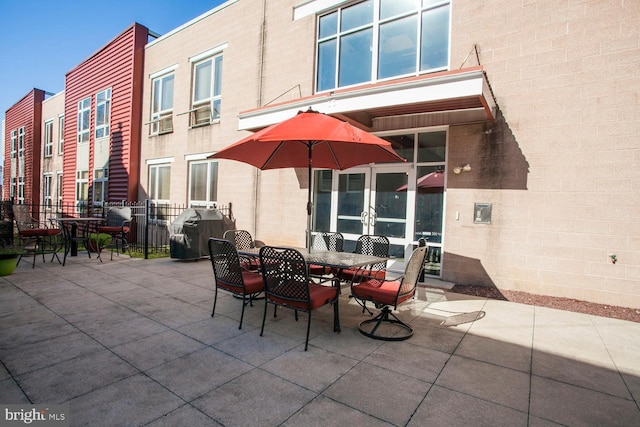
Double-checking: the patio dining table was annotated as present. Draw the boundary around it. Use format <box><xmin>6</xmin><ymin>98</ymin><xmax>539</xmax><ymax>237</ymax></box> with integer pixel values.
<box><xmin>51</xmin><ymin>217</ymin><xmax>104</xmax><ymax>258</ymax></box>
<box><xmin>237</xmin><ymin>246</ymin><xmax>389</xmax><ymax>276</ymax></box>
<box><xmin>238</xmin><ymin>246</ymin><xmax>389</xmax><ymax>333</ymax></box>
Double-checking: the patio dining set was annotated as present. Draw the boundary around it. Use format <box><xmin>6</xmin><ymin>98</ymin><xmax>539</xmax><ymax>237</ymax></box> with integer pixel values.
<box><xmin>209</xmin><ymin>229</ymin><xmax>429</xmax><ymax>350</ymax></box>
<box><xmin>10</xmin><ymin>204</ymin><xmax>132</xmax><ymax>268</ymax></box>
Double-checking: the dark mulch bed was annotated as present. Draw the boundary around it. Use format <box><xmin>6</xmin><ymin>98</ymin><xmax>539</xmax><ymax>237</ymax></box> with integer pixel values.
<box><xmin>450</xmin><ymin>285</ymin><xmax>640</xmax><ymax>324</ymax></box>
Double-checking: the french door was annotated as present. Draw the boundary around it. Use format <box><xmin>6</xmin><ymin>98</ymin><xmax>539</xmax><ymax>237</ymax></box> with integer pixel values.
<box><xmin>333</xmin><ymin>165</ymin><xmax>413</xmax><ymax>271</ymax></box>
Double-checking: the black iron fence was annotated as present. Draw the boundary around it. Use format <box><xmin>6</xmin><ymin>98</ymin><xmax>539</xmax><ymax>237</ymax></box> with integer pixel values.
<box><xmin>1</xmin><ymin>199</ymin><xmax>234</xmax><ymax>259</ymax></box>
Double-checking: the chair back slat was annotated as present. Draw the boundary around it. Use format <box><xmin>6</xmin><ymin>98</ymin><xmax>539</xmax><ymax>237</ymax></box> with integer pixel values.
<box><xmin>12</xmin><ymin>205</ymin><xmax>38</xmax><ymax>230</ymax></box>
<box><xmin>259</xmin><ymin>246</ymin><xmax>310</xmax><ymax>306</ymax></box>
<box><xmin>105</xmin><ymin>207</ymin><xmax>132</xmax><ymax>227</ymax></box>
<box><xmin>398</xmin><ymin>246</ymin><xmax>428</xmax><ymax>299</ymax></box>
<box><xmin>224</xmin><ymin>229</ymin><xmax>255</xmax><ymax>250</ymax></box>
<box><xmin>208</xmin><ymin>238</ymin><xmax>244</xmax><ymax>291</ymax></box>
<box><xmin>312</xmin><ymin>232</ymin><xmax>344</xmax><ymax>252</ymax></box>
<box><xmin>355</xmin><ymin>235</ymin><xmax>389</xmax><ymax>270</ymax></box>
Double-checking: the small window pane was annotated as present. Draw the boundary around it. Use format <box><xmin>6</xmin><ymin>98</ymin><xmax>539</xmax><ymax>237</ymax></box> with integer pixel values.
<box><xmin>318</xmin><ymin>11</ymin><xmax>338</xmax><ymax>38</ymax></box>
<box><xmin>339</xmin><ymin>29</ymin><xmax>373</xmax><ymax>87</ymax></box>
<box><xmin>383</xmin><ymin>134</ymin><xmax>414</xmax><ymax>162</ymax></box>
<box><xmin>317</xmin><ymin>39</ymin><xmax>337</xmax><ymax>91</ymax></box>
<box><xmin>380</xmin><ymin>0</ymin><xmax>418</xmax><ymax>20</ymax></box>
<box><xmin>158</xmin><ymin>166</ymin><xmax>171</xmax><ymax>200</ymax></box>
<box><xmin>341</xmin><ymin>0</ymin><xmax>373</xmax><ymax>32</ymax></box>
<box><xmin>161</xmin><ymin>75</ymin><xmax>174</xmax><ymax>110</ymax></box>
<box><xmin>312</xmin><ymin>170</ymin><xmax>332</xmax><ymax>232</ymax></box>
<box><xmin>152</xmin><ymin>80</ymin><xmax>161</xmax><ymax>113</ymax></box>
<box><xmin>194</xmin><ymin>61</ymin><xmax>212</xmax><ymax>103</ymax></box>
<box><xmin>190</xmin><ymin>163</ymin><xmax>207</xmax><ymax>201</ymax></box>
<box><xmin>213</xmin><ymin>56</ymin><xmax>223</xmax><ymax>97</ymax></box>
<box><xmin>209</xmin><ymin>162</ymin><xmax>218</xmax><ymax>201</ymax></box>
<box><xmin>378</xmin><ymin>15</ymin><xmax>417</xmax><ymax>79</ymax></box>
<box><xmin>420</xmin><ymin>5</ymin><xmax>450</xmax><ymax>70</ymax></box>
<box><xmin>417</xmin><ymin>131</ymin><xmax>446</xmax><ymax>162</ymax></box>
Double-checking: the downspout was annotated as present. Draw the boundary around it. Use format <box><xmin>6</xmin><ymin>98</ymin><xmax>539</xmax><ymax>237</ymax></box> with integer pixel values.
<box><xmin>253</xmin><ymin>0</ymin><xmax>267</xmax><ymax>239</ymax></box>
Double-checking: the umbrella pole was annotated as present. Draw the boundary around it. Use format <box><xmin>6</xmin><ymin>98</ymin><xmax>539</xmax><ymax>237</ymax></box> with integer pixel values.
<box><xmin>307</xmin><ymin>144</ymin><xmax>313</xmax><ymax>253</ymax></box>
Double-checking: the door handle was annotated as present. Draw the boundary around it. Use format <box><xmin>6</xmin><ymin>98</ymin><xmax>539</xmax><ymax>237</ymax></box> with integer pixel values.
<box><xmin>360</xmin><ymin>211</ymin><xmax>369</xmax><ymax>226</ymax></box>
<box><xmin>369</xmin><ymin>206</ymin><xmax>377</xmax><ymax>226</ymax></box>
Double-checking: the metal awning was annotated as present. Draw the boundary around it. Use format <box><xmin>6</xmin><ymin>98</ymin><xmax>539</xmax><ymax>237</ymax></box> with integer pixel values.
<box><xmin>238</xmin><ymin>66</ymin><xmax>496</xmax><ymax>131</ymax></box>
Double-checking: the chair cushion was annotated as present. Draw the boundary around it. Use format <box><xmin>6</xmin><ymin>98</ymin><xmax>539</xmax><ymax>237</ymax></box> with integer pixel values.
<box><xmin>20</xmin><ymin>228</ymin><xmax>60</xmax><ymax>237</ymax></box>
<box><xmin>98</xmin><ymin>225</ymin><xmax>130</xmax><ymax>234</ymax></box>
<box><xmin>217</xmin><ymin>271</ymin><xmax>263</xmax><ymax>295</ymax></box>
<box><xmin>352</xmin><ymin>279</ymin><xmax>402</xmax><ymax>306</ymax></box>
<box><xmin>268</xmin><ymin>282</ymin><xmax>338</xmax><ymax>311</ymax></box>
<box><xmin>308</xmin><ymin>264</ymin><xmax>329</xmax><ymax>275</ymax></box>
<box><xmin>241</xmin><ymin>271</ymin><xmax>264</xmax><ymax>294</ymax></box>
<box><xmin>340</xmin><ymin>268</ymin><xmax>386</xmax><ymax>282</ymax></box>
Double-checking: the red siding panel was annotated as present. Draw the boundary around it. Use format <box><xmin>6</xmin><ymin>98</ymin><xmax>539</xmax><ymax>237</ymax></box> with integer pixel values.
<box><xmin>3</xmin><ymin>89</ymin><xmax>45</xmax><ymax>203</ymax></box>
<box><xmin>63</xmin><ymin>23</ymin><xmax>148</xmax><ymax>205</ymax></box>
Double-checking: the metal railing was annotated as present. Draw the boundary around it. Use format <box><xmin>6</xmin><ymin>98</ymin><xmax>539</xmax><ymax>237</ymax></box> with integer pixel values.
<box><xmin>2</xmin><ymin>199</ymin><xmax>234</xmax><ymax>259</ymax></box>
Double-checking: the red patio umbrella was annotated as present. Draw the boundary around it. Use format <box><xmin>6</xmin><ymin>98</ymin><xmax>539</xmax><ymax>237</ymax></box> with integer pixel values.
<box><xmin>210</xmin><ymin>109</ymin><xmax>405</xmax><ymax>247</ymax></box>
<box><xmin>396</xmin><ymin>170</ymin><xmax>444</xmax><ymax>193</ymax></box>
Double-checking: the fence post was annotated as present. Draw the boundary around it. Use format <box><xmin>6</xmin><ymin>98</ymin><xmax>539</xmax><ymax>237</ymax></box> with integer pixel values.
<box><xmin>144</xmin><ymin>199</ymin><xmax>150</xmax><ymax>259</ymax></box>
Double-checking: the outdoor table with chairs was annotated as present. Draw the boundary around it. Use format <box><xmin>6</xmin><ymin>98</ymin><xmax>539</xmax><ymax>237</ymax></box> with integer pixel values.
<box><xmin>207</xmin><ymin>231</ymin><xmax>423</xmax><ymax>351</ymax></box>
<box><xmin>49</xmin><ymin>206</ymin><xmax>132</xmax><ymax>266</ymax></box>
<box><xmin>50</xmin><ymin>217</ymin><xmax>105</xmax><ymax>265</ymax></box>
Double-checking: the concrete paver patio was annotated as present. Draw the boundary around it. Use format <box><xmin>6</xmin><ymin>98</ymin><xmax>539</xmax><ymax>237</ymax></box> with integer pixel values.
<box><xmin>1</xmin><ymin>255</ymin><xmax>639</xmax><ymax>426</ymax></box>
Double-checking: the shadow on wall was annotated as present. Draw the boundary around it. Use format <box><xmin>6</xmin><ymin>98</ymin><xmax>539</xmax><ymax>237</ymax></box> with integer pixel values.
<box><xmin>441</xmin><ymin>252</ymin><xmax>505</xmax><ymax>295</ymax></box>
<box><xmin>449</xmin><ymin>109</ymin><xmax>529</xmax><ymax>190</ymax></box>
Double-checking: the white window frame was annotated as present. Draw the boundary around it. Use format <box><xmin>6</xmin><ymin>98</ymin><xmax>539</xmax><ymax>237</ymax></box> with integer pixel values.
<box><xmin>95</xmin><ymin>88</ymin><xmax>111</xmax><ymax>139</ymax></box>
<box><xmin>10</xmin><ymin>130</ymin><xmax>16</xmax><ymax>159</ymax></box>
<box><xmin>77</xmin><ymin>97</ymin><xmax>91</xmax><ymax>143</ymax></box>
<box><xmin>18</xmin><ymin>127</ymin><xmax>25</xmax><ymax>158</ymax></box>
<box><xmin>75</xmin><ymin>170</ymin><xmax>89</xmax><ymax>213</ymax></box>
<box><xmin>44</xmin><ymin>119</ymin><xmax>54</xmax><ymax>157</ymax></box>
<box><xmin>92</xmin><ymin>167</ymin><xmax>108</xmax><ymax>206</ymax></box>
<box><xmin>56</xmin><ymin>171</ymin><xmax>63</xmax><ymax>210</ymax></box>
<box><xmin>188</xmin><ymin>159</ymin><xmax>219</xmax><ymax>209</ymax></box>
<box><xmin>150</xmin><ymin>72</ymin><xmax>175</xmax><ymax>135</ymax></box>
<box><xmin>58</xmin><ymin>114</ymin><xmax>65</xmax><ymax>154</ymax></box>
<box><xmin>43</xmin><ymin>173</ymin><xmax>53</xmax><ymax>210</ymax></box>
<box><xmin>191</xmin><ymin>51</ymin><xmax>223</xmax><ymax>126</ymax></box>
<box><xmin>315</xmin><ymin>0</ymin><xmax>451</xmax><ymax>92</ymax></box>
<box><xmin>17</xmin><ymin>176</ymin><xmax>25</xmax><ymax>204</ymax></box>
<box><xmin>149</xmin><ymin>163</ymin><xmax>171</xmax><ymax>222</ymax></box>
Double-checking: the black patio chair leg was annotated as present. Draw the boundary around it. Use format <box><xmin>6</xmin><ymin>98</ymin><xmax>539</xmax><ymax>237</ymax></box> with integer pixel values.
<box><xmin>211</xmin><ymin>287</ymin><xmax>218</xmax><ymax>318</ymax></box>
<box><xmin>357</xmin><ymin>306</ymin><xmax>414</xmax><ymax>341</ymax></box>
<box><xmin>305</xmin><ymin>313</ymin><xmax>311</xmax><ymax>351</ymax></box>
<box><xmin>239</xmin><ymin>295</ymin><xmax>246</xmax><ymax>330</ymax></box>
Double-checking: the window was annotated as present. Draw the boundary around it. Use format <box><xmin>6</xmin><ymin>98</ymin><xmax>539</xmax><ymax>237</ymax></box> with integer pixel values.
<box><xmin>188</xmin><ymin>160</ymin><xmax>218</xmax><ymax>208</ymax></box>
<box><xmin>76</xmin><ymin>170</ymin><xmax>89</xmax><ymax>213</ymax></box>
<box><xmin>150</xmin><ymin>73</ymin><xmax>174</xmax><ymax>135</ymax></box>
<box><xmin>77</xmin><ymin>97</ymin><xmax>91</xmax><ymax>143</ymax></box>
<box><xmin>56</xmin><ymin>172</ymin><xmax>63</xmax><ymax>210</ymax></box>
<box><xmin>316</xmin><ymin>0</ymin><xmax>450</xmax><ymax>92</ymax></box>
<box><xmin>16</xmin><ymin>177</ymin><xmax>25</xmax><ymax>204</ymax></box>
<box><xmin>10</xmin><ymin>130</ymin><xmax>16</xmax><ymax>159</ymax></box>
<box><xmin>149</xmin><ymin>164</ymin><xmax>171</xmax><ymax>221</ymax></box>
<box><xmin>43</xmin><ymin>173</ymin><xmax>53</xmax><ymax>209</ymax></box>
<box><xmin>191</xmin><ymin>54</ymin><xmax>223</xmax><ymax>126</ymax></box>
<box><xmin>58</xmin><ymin>115</ymin><xmax>64</xmax><ymax>154</ymax></box>
<box><xmin>95</xmin><ymin>88</ymin><xmax>111</xmax><ymax>139</ymax></box>
<box><xmin>44</xmin><ymin>120</ymin><xmax>54</xmax><ymax>157</ymax></box>
<box><xmin>93</xmin><ymin>168</ymin><xmax>108</xmax><ymax>206</ymax></box>
<box><xmin>18</xmin><ymin>127</ymin><xmax>25</xmax><ymax>158</ymax></box>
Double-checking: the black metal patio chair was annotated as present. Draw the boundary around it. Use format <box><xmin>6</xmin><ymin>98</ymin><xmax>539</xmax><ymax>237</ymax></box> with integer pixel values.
<box><xmin>208</xmin><ymin>238</ymin><xmax>264</xmax><ymax>329</ymax></box>
<box><xmin>259</xmin><ymin>246</ymin><xmax>340</xmax><ymax>351</ymax></box>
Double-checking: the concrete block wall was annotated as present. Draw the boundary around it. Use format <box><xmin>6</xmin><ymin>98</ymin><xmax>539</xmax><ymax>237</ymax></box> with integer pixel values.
<box><xmin>445</xmin><ymin>0</ymin><xmax>640</xmax><ymax>307</ymax></box>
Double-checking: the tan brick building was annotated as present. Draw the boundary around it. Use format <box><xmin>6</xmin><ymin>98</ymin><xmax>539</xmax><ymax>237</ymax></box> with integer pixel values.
<box><xmin>139</xmin><ymin>0</ymin><xmax>639</xmax><ymax>308</ymax></box>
